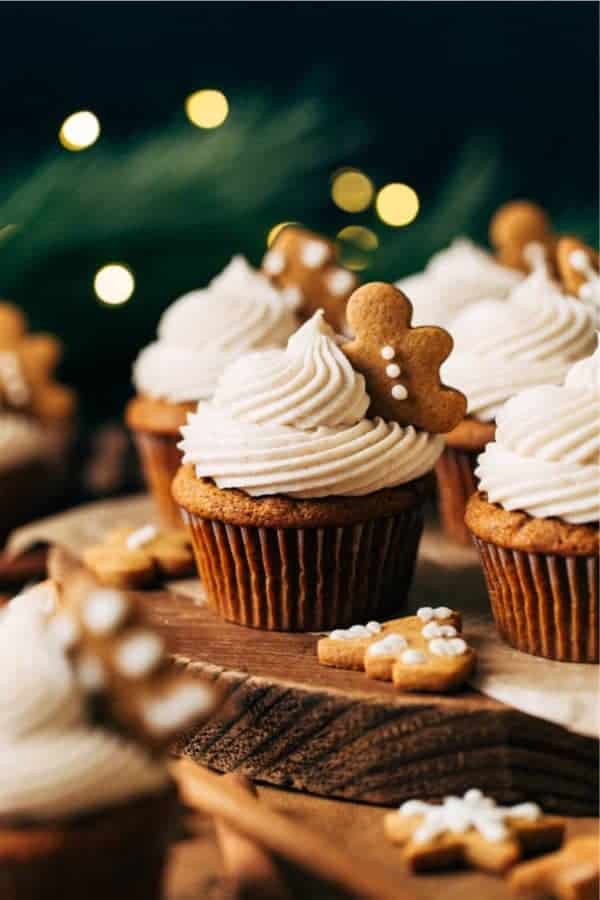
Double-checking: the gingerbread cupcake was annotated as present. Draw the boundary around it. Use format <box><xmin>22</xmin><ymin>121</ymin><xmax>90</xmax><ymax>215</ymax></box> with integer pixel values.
<box><xmin>127</xmin><ymin>256</ymin><xmax>299</xmax><ymax>527</ymax></box>
<box><xmin>173</xmin><ymin>283</ymin><xmax>465</xmax><ymax>631</ymax></box>
<box><xmin>438</xmin><ymin>265</ymin><xmax>596</xmax><ymax>543</ymax></box>
<box><xmin>466</xmin><ymin>345</ymin><xmax>599</xmax><ymax>662</ymax></box>
<box><xmin>0</xmin><ymin>572</ymin><xmax>216</xmax><ymax>898</ymax></box>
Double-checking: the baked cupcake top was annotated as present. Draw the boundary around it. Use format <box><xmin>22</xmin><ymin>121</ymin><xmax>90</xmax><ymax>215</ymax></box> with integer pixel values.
<box><xmin>442</xmin><ymin>269</ymin><xmax>596</xmax><ymax>422</ymax></box>
<box><xmin>133</xmin><ymin>256</ymin><xmax>299</xmax><ymax>404</ymax></box>
<box><xmin>396</xmin><ymin>239</ymin><xmax>523</xmax><ymax>328</ymax></box>
<box><xmin>475</xmin><ymin>344</ymin><xmax>599</xmax><ymax>524</ymax></box>
<box><xmin>179</xmin><ymin>310</ymin><xmax>446</xmax><ymax>498</ymax></box>
<box><xmin>0</xmin><ymin>593</ymin><xmax>167</xmax><ymax>821</ymax></box>
<box><xmin>0</xmin><ymin>412</ymin><xmax>46</xmax><ymax>474</ymax></box>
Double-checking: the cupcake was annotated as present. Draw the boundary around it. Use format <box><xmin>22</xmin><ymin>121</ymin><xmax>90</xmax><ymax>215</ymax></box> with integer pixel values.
<box><xmin>465</xmin><ymin>345</ymin><xmax>599</xmax><ymax>662</ymax></box>
<box><xmin>173</xmin><ymin>283</ymin><xmax>465</xmax><ymax>631</ymax></box>
<box><xmin>396</xmin><ymin>237</ymin><xmax>523</xmax><ymax>327</ymax></box>
<box><xmin>438</xmin><ymin>267</ymin><xmax>596</xmax><ymax>543</ymax></box>
<box><xmin>0</xmin><ymin>570</ymin><xmax>217</xmax><ymax>897</ymax></box>
<box><xmin>127</xmin><ymin>256</ymin><xmax>299</xmax><ymax>527</ymax></box>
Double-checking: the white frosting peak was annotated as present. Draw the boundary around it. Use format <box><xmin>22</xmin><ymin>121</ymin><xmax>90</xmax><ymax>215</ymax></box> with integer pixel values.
<box><xmin>133</xmin><ymin>256</ymin><xmax>299</xmax><ymax>403</ymax></box>
<box><xmin>180</xmin><ymin>312</ymin><xmax>444</xmax><ymax>498</ymax></box>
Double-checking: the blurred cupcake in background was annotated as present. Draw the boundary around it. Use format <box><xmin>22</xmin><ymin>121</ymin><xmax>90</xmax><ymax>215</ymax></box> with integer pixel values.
<box><xmin>438</xmin><ymin>266</ymin><xmax>595</xmax><ymax>543</ymax></box>
<box><xmin>174</xmin><ymin>285</ymin><xmax>465</xmax><ymax>632</ymax></box>
<box><xmin>0</xmin><ymin>302</ymin><xmax>77</xmax><ymax>542</ymax></box>
<box><xmin>466</xmin><ymin>344</ymin><xmax>599</xmax><ymax>662</ymax></box>
<box><xmin>127</xmin><ymin>256</ymin><xmax>299</xmax><ymax>527</ymax></box>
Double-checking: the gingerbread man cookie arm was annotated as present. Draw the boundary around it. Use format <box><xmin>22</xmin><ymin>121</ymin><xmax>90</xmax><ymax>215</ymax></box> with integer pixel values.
<box><xmin>342</xmin><ymin>283</ymin><xmax>466</xmax><ymax>432</ymax></box>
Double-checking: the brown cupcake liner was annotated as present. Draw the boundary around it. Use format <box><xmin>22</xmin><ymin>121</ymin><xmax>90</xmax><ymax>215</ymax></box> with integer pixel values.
<box><xmin>182</xmin><ymin>504</ymin><xmax>426</xmax><ymax>631</ymax></box>
<box><xmin>435</xmin><ymin>445</ymin><xmax>480</xmax><ymax>545</ymax></box>
<box><xmin>131</xmin><ymin>430</ymin><xmax>184</xmax><ymax>529</ymax></box>
<box><xmin>472</xmin><ymin>536</ymin><xmax>599</xmax><ymax>663</ymax></box>
<box><xmin>0</xmin><ymin>789</ymin><xmax>176</xmax><ymax>900</ymax></box>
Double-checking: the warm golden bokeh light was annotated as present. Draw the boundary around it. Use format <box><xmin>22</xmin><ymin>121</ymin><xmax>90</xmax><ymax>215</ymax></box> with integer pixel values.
<box><xmin>94</xmin><ymin>264</ymin><xmax>135</xmax><ymax>305</ymax></box>
<box><xmin>331</xmin><ymin>169</ymin><xmax>374</xmax><ymax>213</ymax></box>
<box><xmin>375</xmin><ymin>183</ymin><xmax>420</xmax><ymax>226</ymax></box>
<box><xmin>185</xmin><ymin>89</ymin><xmax>229</xmax><ymax>129</ymax></box>
<box><xmin>336</xmin><ymin>225</ymin><xmax>378</xmax><ymax>271</ymax></box>
<box><xmin>59</xmin><ymin>111</ymin><xmax>101</xmax><ymax>151</ymax></box>
<box><xmin>267</xmin><ymin>221</ymin><xmax>297</xmax><ymax>247</ymax></box>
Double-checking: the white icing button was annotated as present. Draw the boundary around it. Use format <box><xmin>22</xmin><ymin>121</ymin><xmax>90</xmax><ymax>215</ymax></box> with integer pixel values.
<box><xmin>83</xmin><ymin>589</ymin><xmax>128</xmax><ymax>635</ymax></box>
<box><xmin>301</xmin><ymin>240</ymin><xmax>329</xmax><ymax>269</ymax></box>
<box><xmin>367</xmin><ymin>634</ymin><xmax>407</xmax><ymax>658</ymax></box>
<box><xmin>569</xmin><ymin>249</ymin><xmax>589</xmax><ymax>272</ymax></box>
<box><xmin>114</xmin><ymin>631</ymin><xmax>164</xmax><ymax>678</ymax></box>
<box><xmin>381</xmin><ymin>345</ymin><xmax>395</xmax><ymax>360</ymax></box>
<box><xmin>421</xmin><ymin>622</ymin><xmax>457</xmax><ymax>639</ymax></box>
<box><xmin>428</xmin><ymin>637</ymin><xmax>468</xmax><ymax>657</ymax></box>
<box><xmin>263</xmin><ymin>250</ymin><xmax>285</xmax><ymax>276</ymax></box>
<box><xmin>417</xmin><ymin>607</ymin><xmax>434</xmax><ymax>622</ymax></box>
<box><xmin>330</xmin><ymin>622</ymin><xmax>380</xmax><ymax>640</ymax></box>
<box><xmin>386</xmin><ymin>363</ymin><xmax>401</xmax><ymax>378</ymax></box>
<box><xmin>327</xmin><ymin>268</ymin><xmax>355</xmax><ymax>296</ymax></box>
<box><xmin>142</xmin><ymin>683</ymin><xmax>213</xmax><ymax>734</ymax></box>
<box><xmin>401</xmin><ymin>649</ymin><xmax>426</xmax><ymax>665</ymax></box>
<box><xmin>366</xmin><ymin>621</ymin><xmax>382</xmax><ymax>635</ymax></box>
<box><xmin>391</xmin><ymin>384</ymin><xmax>408</xmax><ymax>400</ymax></box>
<box><xmin>126</xmin><ymin>523</ymin><xmax>158</xmax><ymax>551</ymax></box>
<box><xmin>76</xmin><ymin>653</ymin><xmax>106</xmax><ymax>691</ymax></box>
<box><xmin>282</xmin><ymin>285</ymin><xmax>303</xmax><ymax>308</ymax></box>
<box><xmin>434</xmin><ymin>606</ymin><xmax>453</xmax><ymax>620</ymax></box>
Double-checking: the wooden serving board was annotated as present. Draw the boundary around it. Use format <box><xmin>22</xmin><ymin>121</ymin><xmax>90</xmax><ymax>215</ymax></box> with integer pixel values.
<box><xmin>143</xmin><ymin>590</ymin><xmax>598</xmax><ymax>817</ymax></box>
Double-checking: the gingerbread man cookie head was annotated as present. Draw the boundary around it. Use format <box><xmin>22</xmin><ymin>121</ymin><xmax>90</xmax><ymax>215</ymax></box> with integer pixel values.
<box><xmin>342</xmin><ymin>282</ymin><xmax>466</xmax><ymax>433</ymax></box>
<box><xmin>489</xmin><ymin>200</ymin><xmax>555</xmax><ymax>273</ymax></box>
<box><xmin>556</xmin><ymin>236</ymin><xmax>600</xmax><ymax>305</ymax></box>
<box><xmin>262</xmin><ymin>225</ymin><xmax>358</xmax><ymax>332</ymax></box>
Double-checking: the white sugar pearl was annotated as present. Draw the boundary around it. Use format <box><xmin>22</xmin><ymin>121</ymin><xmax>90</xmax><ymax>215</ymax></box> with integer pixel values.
<box><xmin>569</xmin><ymin>249</ymin><xmax>589</xmax><ymax>272</ymax></box>
<box><xmin>391</xmin><ymin>384</ymin><xmax>408</xmax><ymax>400</ymax></box>
<box><xmin>366</xmin><ymin>621</ymin><xmax>382</xmax><ymax>635</ymax></box>
<box><xmin>126</xmin><ymin>524</ymin><xmax>158</xmax><ymax>550</ymax></box>
<box><xmin>263</xmin><ymin>250</ymin><xmax>286</xmax><ymax>275</ymax></box>
<box><xmin>327</xmin><ymin>268</ymin><xmax>355</xmax><ymax>296</ymax></box>
<box><xmin>283</xmin><ymin>285</ymin><xmax>303</xmax><ymax>308</ymax></box>
<box><xmin>434</xmin><ymin>606</ymin><xmax>453</xmax><ymax>619</ymax></box>
<box><xmin>429</xmin><ymin>637</ymin><xmax>468</xmax><ymax>657</ymax></box>
<box><xmin>401</xmin><ymin>649</ymin><xmax>426</xmax><ymax>665</ymax></box>
<box><xmin>301</xmin><ymin>240</ymin><xmax>329</xmax><ymax>269</ymax></box>
<box><xmin>143</xmin><ymin>683</ymin><xmax>213</xmax><ymax>734</ymax></box>
<box><xmin>386</xmin><ymin>363</ymin><xmax>401</xmax><ymax>378</ymax></box>
<box><xmin>417</xmin><ymin>607</ymin><xmax>434</xmax><ymax>622</ymax></box>
<box><xmin>76</xmin><ymin>653</ymin><xmax>105</xmax><ymax>691</ymax></box>
<box><xmin>114</xmin><ymin>631</ymin><xmax>164</xmax><ymax>678</ymax></box>
<box><xmin>83</xmin><ymin>589</ymin><xmax>128</xmax><ymax>635</ymax></box>
<box><xmin>367</xmin><ymin>634</ymin><xmax>407</xmax><ymax>658</ymax></box>
<box><xmin>381</xmin><ymin>345</ymin><xmax>395</xmax><ymax>360</ymax></box>
<box><xmin>421</xmin><ymin>622</ymin><xmax>457</xmax><ymax>639</ymax></box>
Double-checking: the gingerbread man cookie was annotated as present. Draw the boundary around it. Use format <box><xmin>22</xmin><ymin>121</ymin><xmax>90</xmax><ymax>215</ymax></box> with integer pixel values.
<box><xmin>82</xmin><ymin>524</ymin><xmax>194</xmax><ymax>589</ymax></box>
<box><xmin>0</xmin><ymin>302</ymin><xmax>76</xmax><ymax>422</ymax></box>
<box><xmin>341</xmin><ymin>283</ymin><xmax>466</xmax><ymax>432</ymax></box>
<box><xmin>50</xmin><ymin>549</ymin><xmax>217</xmax><ymax>749</ymax></box>
<box><xmin>318</xmin><ymin>607</ymin><xmax>476</xmax><ymax>693</ymax></box>
<box><xmin>262</xmin><ymin>226</ymin><xmax>358</xmax><ymax>331</ymax></box>
<box><xmin>510</xmin><ymin>834</ymin><xmax>599</xmax><ymax>900</ymax></box>
<box><xmin>385</xmin><ymin>789</ymin><xmax>565</xmax><ymax>874</ymax></box>
<box><xmin>489</xmin><ymin>200</ymin><xmax>555</xmax><ymax>274</ymax></box>
<box><xmin>556</xmin><ymin>237</ymin><xmax>600</xmax><ymax>307</ymax></box>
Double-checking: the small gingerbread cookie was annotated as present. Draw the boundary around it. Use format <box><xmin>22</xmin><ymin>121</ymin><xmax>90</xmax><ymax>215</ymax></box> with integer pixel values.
<box><xmin>341</xmin><ymin>283</ymin><xmax>466</xmax><ymax>432</ymax></box>
<box><xmin>0</xmin><ymin>302</ymin><xmax>76</xmax><ymax>422</ymax></box>
<box><xmin>318</xmin><ymin>607</ymin><xmax>475</xmax><ymax>693</ymax></box>
<box><xmin>262</xmin><ymin>226</ymin><xmax>358</xmax><ymax>331</ymax></box>
<box><xmin>82</xmin><ymin>524</ymin><xmax>194</xmax><ymax>588</ymax></box>
<box><xmin>49</xmin><ymin>548</ymin><xmax>217</xmax><ymax>749</ymax></box>
<box><xmin>556</xmin><ymin>237</ymin><xmax>600</xmax><ymax>306</ymax></box>
<box><xmin>385</xmin><ymin>789</ymin><xmax>565</xmax><ymax>874</ymax></box>
<box><xmin>489</xmin><ymin>201</ymin><xmax>555</xmax><ymax>274</ymax></box>
<box><xmin>510</xmin><ymin>834</ymin><xmax>599</xmax><ymax>900</ymax></box>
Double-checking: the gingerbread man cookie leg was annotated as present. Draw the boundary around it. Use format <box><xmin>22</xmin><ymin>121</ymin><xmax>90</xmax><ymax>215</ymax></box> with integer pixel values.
<box><xmin>509</xmin><ymin>835</ymin><xmax>600</xmax><ymax>900</ymax></box>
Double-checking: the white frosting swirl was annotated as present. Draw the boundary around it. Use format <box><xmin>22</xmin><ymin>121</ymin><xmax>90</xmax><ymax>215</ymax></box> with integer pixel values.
<box><xmin>396</xmin><ymin>238</ymin><xmax>522</xmax><ymax>327</ymax></box>
<box><xmin>133</xmin><ymin>256</ymin><xmax>299</xmax><ymax>403</ymax></box>
<box><xmin>442</xmin><ymin>270</ymin><xmax>596</xmax><ymax>422</ymax></box>
<box><xmin>565</xmin><ymin>340</ymin><xmax>600</xmax><ymax>392</ymax></box>
<box><xmin>476</xmin><ymin>351</ymin><xmax>600</xmax><ymax>523</ymax></box>
<box><xmin>0</xmin><ymin>594</ymin><xmax>167</xmax><ymax>821</ymax></box>
<box><xmin>180</xmin><ymin>313</ymin><xmax>444</xmax><ymax>498</ymax></box>
<box><xmin>0</xmin><ymin>413</ymin><xmax>46</xmax><ymax>474</ymax></box>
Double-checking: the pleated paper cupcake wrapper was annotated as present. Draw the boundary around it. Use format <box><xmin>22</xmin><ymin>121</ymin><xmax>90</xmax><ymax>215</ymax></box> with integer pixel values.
<box><xmin>473</xmin><ymin>536</ymin><xmax>599</xmax><ymax>663</ymax></box>
<box><xmin>0</xmin><ymin>790</ymin><xmax>175</xmax><ymax>900</ymax></box>
<box><xmin>131</xmin><ymin>429</ymin><xmax>184</xmax><ymax>529</ymax></box>
<box><xmin>182</xmin><ymin>506</ymin><xmax>425</xmax><ymax>631</ymax></box>
<box><xmin>435</xmin><ymin>446</ymin><xmax>480</xmax><ymax>545</ymax></box>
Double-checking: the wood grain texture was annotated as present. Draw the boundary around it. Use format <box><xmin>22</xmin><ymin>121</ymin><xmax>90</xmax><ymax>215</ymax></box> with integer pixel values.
<box><xmin>141</xmin><ymin>591</ymin><xmax>598</xmax><ymax>816</ymax></box>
